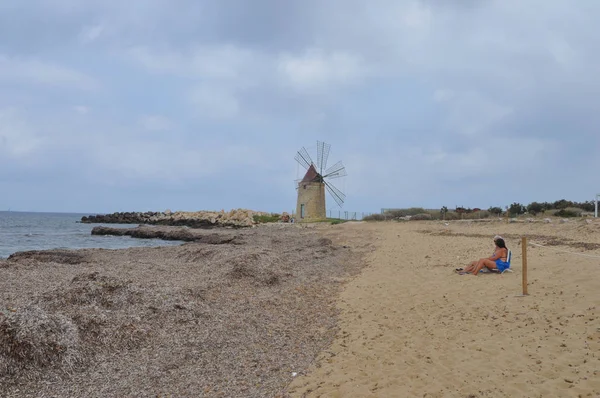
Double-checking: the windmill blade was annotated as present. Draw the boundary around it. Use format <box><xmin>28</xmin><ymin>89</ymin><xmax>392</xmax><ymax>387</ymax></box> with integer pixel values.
<box><xmin>325</xmin><ymin>180</ymin><xmax>346</xmax><ymax>207</ymax></box>
<box><xmin>323</xmin><ymin>161</ymin><xmax>346</xmax><ymax>179</ymax></box>
<box><xmin>294</xmin><ymin>147</ymin><xmax>314</xmax><ymax>169</ymax></box>
<box><xmin>316</xmin><ymin>141</ymin><xmax>331</xmax><ymax>175</ymax></box>
<box><xmin>323</xmin><ymin>165</ymin><xmax>347</xmax><ymax>179</ymax></box>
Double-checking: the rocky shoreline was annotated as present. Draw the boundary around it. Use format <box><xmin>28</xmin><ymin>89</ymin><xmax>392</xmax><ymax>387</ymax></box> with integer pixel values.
<box><xmin>81</xmin><ymin>209</ymin><xmax>268</xmax><ymax>228</ymax></box>
<box><xmin>0</xmin><ymin>223</ymin><xmax>371</xmax><ymax>398</ymax></box>
<box><xmin>91</xmin><ymin>225</ymin><xmax>243</xmax><ymax>244</ymax></box>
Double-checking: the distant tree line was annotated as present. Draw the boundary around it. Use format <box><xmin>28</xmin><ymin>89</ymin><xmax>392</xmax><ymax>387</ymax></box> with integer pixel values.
<box><xmin>502</xmin><ymin>199</ymin><xmax>596</xmax><ymax>217</ymax></box>
<box><xmin>449</xmin><ymin>199</ymin><xmax>595</xmax><ymax>218</ymax></box>
<box><xmin>366</xmin><ymin>199</ymin><xmax>597</xmax><ymax>222</ymax></box>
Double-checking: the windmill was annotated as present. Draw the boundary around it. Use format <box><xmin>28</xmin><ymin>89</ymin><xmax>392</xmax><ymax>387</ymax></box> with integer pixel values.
<box><xmin>294</xmin><ymin>141</ymin><xmax>347</xmax><ymax>220</ymax></box>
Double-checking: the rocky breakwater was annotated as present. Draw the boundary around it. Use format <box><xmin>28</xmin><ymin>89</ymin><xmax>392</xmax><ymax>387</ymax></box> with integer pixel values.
<box><xmin>91</xmin><ymin>225</ymin><xmax>242</xmax><ymax>243</ymax></box>
<box><xmin>81</xmin><ymin>209</ymin><xmax>268</xmax><ymax>228</ymax></box>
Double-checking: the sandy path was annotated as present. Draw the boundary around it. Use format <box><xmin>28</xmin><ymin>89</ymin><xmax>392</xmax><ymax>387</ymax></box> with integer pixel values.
<box><xmin>288</xmin><ymin>220</ymin><xmax>600</xmax><ymax>397</ymax></box>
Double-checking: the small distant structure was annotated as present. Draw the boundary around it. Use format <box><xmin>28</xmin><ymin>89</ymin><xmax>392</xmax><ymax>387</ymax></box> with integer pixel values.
<box><xmin>294</xmin><ymin>141</ymin><xmax>347</xmax><ymax>221</ymax></box>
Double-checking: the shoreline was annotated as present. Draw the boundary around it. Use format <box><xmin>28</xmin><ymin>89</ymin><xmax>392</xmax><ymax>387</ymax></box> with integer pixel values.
<box><xmin>0</xmin><ymin>222</ymin><xmax>373</xmax><ymax>397</ymax></box>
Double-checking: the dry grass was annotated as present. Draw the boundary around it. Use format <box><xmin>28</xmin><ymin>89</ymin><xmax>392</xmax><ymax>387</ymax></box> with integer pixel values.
<box><xmin>0</xmin><ymin>306</ymin><xmax>82</xmax><ymax>377</ymax></box>
<box><xmin>0</xmin><ymin>223</ymin><xmax>371</xmax><ymax>397</ymax></box>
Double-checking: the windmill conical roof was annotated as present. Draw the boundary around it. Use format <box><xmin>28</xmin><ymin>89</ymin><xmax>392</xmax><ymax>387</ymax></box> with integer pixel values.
<box><xmin>301</xmin><ymin>164</ymin><xmax>321</xmax><ymax>183</ymax></box>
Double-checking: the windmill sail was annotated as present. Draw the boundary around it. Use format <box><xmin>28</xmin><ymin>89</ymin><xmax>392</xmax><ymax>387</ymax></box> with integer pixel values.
<box><xmin>325</xmin><ymin>180</ymin><xmax>346</xmax><ymax>207</ymax></box>
<box><xmin>316</xmin><ymin>141</ymin><xmax>331</xmax><ymax>175</ymax></box>
<box><xmin>323</xmin><ymin>161</ymin><xmax>347</xmax><ymax>179</ymax></box>
<box><xmin>294</xmin><ymin>147</ymin><xmax>314</xmax><ymax>170</ymax></box>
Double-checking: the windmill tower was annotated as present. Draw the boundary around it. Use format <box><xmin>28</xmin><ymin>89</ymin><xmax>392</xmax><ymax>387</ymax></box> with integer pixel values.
<box><xmin>294</xmin><ymin>141</ymin><xmax>347</xmax><ymax>220</ymax></box>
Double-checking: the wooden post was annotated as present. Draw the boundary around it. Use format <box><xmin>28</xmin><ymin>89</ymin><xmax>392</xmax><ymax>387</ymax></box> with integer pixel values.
<box><xmin>522</xmin><ymin>236</ymin><xmax>528</xmax><ymax>295</ymax></box>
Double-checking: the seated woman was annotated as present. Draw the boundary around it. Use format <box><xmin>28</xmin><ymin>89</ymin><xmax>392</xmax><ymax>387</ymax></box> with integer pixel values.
<box><xmin>461</xmin><ymin>237</ymin><xmax>510</xmax><ymax>276</ymax></box>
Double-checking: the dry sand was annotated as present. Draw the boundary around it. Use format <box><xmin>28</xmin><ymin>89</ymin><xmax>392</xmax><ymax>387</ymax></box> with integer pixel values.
<box><xmin>288</xmin><ymin>219</ymin><xmax>600</xmax><ymax>398</ymax></box>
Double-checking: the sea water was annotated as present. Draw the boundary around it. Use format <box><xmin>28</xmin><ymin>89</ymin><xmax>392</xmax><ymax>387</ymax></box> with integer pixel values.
<box><xmin>0</xmin><ymin>211</ymin><xmax>182</xmax><ymax>258</ymax></box>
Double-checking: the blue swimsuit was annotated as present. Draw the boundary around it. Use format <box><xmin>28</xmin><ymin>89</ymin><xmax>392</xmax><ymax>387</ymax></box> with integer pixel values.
<box><xmin>495</xmin><ymin>258</ymin><xmax>510</xmax><ymax>272</ymax></box>
<box><xmin>491</xmin><ymin>249</ymin><xmax>510</xmax><ymax>272</ymax></box>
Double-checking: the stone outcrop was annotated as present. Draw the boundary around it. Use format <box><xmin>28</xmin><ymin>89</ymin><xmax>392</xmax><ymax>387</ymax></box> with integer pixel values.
<box><xmin>91</xmin><ymin>226</ymin><xmax>242</xmax><ymax>244</ymax></box>
<box><xmin>81</xmin><ymin>209</ymin><xmax>269</xmax><ymax>228</ymax></box>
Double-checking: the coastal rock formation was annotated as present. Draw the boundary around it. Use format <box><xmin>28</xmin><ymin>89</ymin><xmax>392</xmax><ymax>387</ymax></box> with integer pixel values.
<box><xmin>91</xmin><ymin>225</ymin><xmax>242</xmax><ymax>244</ymax></box>
<box><xmin>7</xmin><ymin>250</ymin><xmax>89</xmax><ymax>265</ymax></box>
<box><xmin>81</xmin><ymin>209</ymin><xmax>269</xmax><ymax>228</ymax></box>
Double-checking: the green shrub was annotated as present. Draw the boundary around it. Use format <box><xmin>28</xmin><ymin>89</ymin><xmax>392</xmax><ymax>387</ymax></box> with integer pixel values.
<box><xmin>363</xmin><ymin>214</ymin><xmax>386</xmax><ymax>221</ymax></box>
<box><xmin>444</xmin><ymin>212</ymin><xmax>460</xmax><ymax>220</ymax></box>
<box><xmin>426</xmin><ymin>210</ymin><xmax>442</xmax><ymax>220</ymax></box>
<box><xmin>383</xmin><ymin>208</ymin><xmax>427</xmax><ymax>218</ymax></box>
<box><xmin>463</xmin><ymin>210</ymin><xmax>491</xmax><ymax>219</ymax></box>
<box><xmin>330</xmin><ymin>219</ymin><xmax>345</xmax><ymax>225</ymax></box>
<box><xmin>252</xmin><ymin>214</ymin><xmax>281</xmax><ymax>223</ymax></box>
<box><xmin>488</xmin><ymin>206</ymin><xmax>503</xmax><ymax>216</ymax></box>
<box><xmin>527</xmin><ymin>202</ymin><xmax>544</xmax><ymax>215</ymax></box>
<box><xmin>552</xmin><ymin>199</ymin><xmax>572</xmax><ymax>209</ymax></box>
<box><xmin>410</xmin><ymin>213</ymin><xmax>433</xmax><ymax>221</ymax></box>
<box><xmin>555</xmin><ymin>207</ymin><xmax>582</xmax><ymax>217</ymax></box>
<box><xmin>577</xmin><ymin>201</ymin><xmax>595</xmax><ymax>212</ymax></box>
<box><xmin>406</xmin><ymin>207</ymin><xmax>427</xmax><ymax>216</ymax></box>
<box><xmin>509</xmin><ymin>202</ymin><xmax>526</xmax><ymax>216</ymax></box>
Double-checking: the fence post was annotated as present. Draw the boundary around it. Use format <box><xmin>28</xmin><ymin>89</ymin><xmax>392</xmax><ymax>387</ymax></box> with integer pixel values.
<box><xmin>522</xmin><ymin>237</ymin><xmax>528</xmax><ymax>296</ymax></box>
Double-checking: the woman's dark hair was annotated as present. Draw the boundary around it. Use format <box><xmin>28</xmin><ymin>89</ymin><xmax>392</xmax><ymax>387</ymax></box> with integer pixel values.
<box><xmin>495</xmin><ymin>238</ymin><xmax>506</xmax><ymax>248</ymax></box>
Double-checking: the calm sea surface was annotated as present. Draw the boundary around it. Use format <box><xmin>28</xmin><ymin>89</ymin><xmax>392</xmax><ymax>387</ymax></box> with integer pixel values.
<box><xmin>0</xmin><ymin>211</ymin><xmax>182</xmax><ymax>258</ymax></box>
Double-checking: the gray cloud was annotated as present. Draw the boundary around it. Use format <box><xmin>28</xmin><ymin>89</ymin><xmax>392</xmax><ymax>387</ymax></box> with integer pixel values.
<box><xmin>1</xmin><ymin>0</ymin><xmax>600</xmax><ymax>213</ymax></box>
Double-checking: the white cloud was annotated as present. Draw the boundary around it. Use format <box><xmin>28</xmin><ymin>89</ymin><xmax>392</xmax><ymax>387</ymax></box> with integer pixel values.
<box><xmin>128</xmin><ymin>45</ymin><xmax>257</xmax><ymax>80</ymax></box>
<box><xmin>0</xmin><ymin>108</ymin><xmax>44</xmax><ymax>158</ymax></box>
<box><xmin>188</xmin><ymin>86</ymin><xmax>240</xmax><ymax>119</ymax></box>
<box><xmin>277</xmin><ymin>49</ymin><xmax>366</xmax><ymax>92</ymax></box>
<box><xmin>90</xmin><ymin>139</ymin><xmax>266</xmax><ymax>183</ymax></box>
<box><xmin>127</xmin><ymin>45</ymin><xmax>266</xmax><ymax>119</ymax></box>
<box><xmin>0</xmin><ymin>55</ymin><xmax>98</xmax><ymax>90</ymax></box>
<box><xmin>422</xmin><ymin>137</ymin><xmax>559</xmax><ymax>179</ymax></box>
<box><xmin>436</xmin><ymin>91</ymin><xmax>514</xmax><ymax>136</ymax></box>
<box><xmin>401</xmin><ymin>1</ymin><xmax>432</xmax><ymax>29</ymax></box>
<box><xmin>1</xmin><ymin>0</ymin><xmax>600</xmax><ymax>212</ymax></box>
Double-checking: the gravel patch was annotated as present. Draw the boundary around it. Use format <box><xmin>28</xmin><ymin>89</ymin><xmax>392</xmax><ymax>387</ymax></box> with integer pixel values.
<box><xmin>0</xmin><ymin>223</ymin><xmax>371</xmax><ymax>397</ymax></box>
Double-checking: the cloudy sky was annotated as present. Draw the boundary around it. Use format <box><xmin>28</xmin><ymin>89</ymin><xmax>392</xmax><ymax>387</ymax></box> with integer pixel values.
<box><xmin>1</xmin><ymin>0</ymin><xmax>599</xmax><ymax>214</ymax></box>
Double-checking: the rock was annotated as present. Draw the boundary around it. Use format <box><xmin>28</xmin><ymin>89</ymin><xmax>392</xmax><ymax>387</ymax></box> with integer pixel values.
<box><xmin>81</xmin><ymin>209</ymin><xmax>269</xmax><ymax>229</ymax></box>
<box><xmin>91</xmin><ymin>226</ymin><xmax>240</xmax><ymax>244</ymax></box>
<box><xmin>544</xmin><ymin>218</ymin><xmax>552</xmax><ymax>223</ymax></box>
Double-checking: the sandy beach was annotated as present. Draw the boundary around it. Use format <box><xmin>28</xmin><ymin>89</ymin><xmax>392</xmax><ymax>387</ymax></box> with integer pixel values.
<box><xmin>288</xmin><ymin>219</ymin><xmax>600</xmax><ymax>397</ymax></box>
<box><xmin>2</xmin><ymin>219</ymin><xmax>599</xmax><ymax>397</ymax></box>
